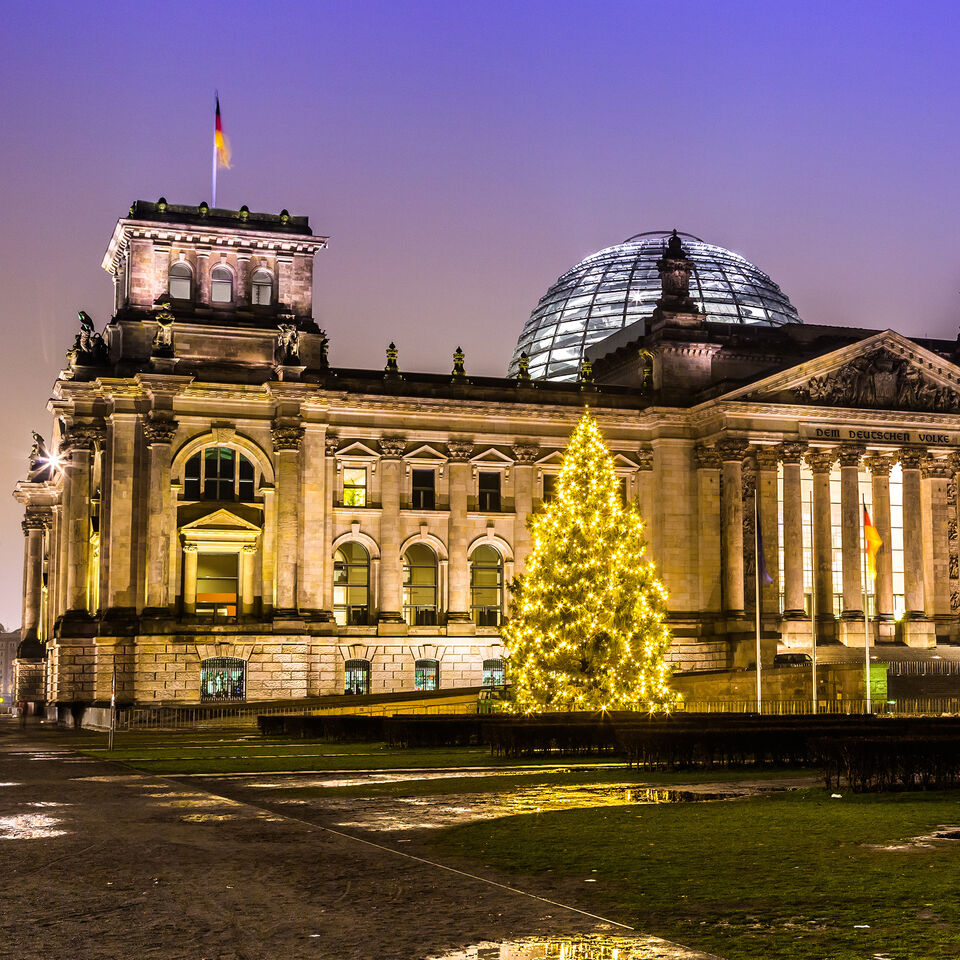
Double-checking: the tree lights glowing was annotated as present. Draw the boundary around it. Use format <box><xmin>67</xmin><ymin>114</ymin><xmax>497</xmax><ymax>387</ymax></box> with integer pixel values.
<box><xmin>503</xmin><ymin>411</ymin><xmax>676</xmax><ymax>713</ymax></box>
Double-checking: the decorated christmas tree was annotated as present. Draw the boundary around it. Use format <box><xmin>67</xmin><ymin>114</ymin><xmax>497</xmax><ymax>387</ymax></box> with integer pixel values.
<box><xmin>503</xmin><ymin>411</ymin><xmax>676</xmax><ymax>713</ymax></box>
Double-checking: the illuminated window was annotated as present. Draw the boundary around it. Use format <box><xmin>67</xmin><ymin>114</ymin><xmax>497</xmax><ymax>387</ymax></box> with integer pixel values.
<box><xmin>412</xmin><ymin>469</ymin><xmax>435</xmax><ymax>509</ymax></box>
<box><xmin>478</xmin><ymin>471</ymin><xmax>501</xmax><ymax>512</ymax></box>
<box><xmin>403</xmin><ymin>543</ymin><xmax>438</xmax><ymax>625</ymax></box>
<box><xmin>344</xmin><ymin>659</ymin><xmax>370</xmax><ymax>695</ymax></box>
<box><xmin>618</xmin><ymin>477</ymin><xmax>628</xmax><ymax>504</ymax></box>
<box><xmin>200</xmin><ymin>657</ymin><xmax>245</xmax><ymax>701</ymax></box>
<box><xmin>342</xmin><ymin>467</ymin><xmax>367</xmax><ymax>506</ymax></box>
<box><xmin>211</xmin><ymin>264</ymin><xmax>233</xmax><ymax>303</ymax></box>
<box><xmin>414</xmin><ymin>659</ymin><xmax>439</xmax><ymax>690</ymax></box>
<box><xmin>196</xmin><ymin>553</ymin><xmax>238</xmax><ymax>618</ymax></box>
<box><xmin>470</xmin><ymin>545</ymin><xmax>503</xmax><ymax>626</ymax></box>
<box><xmin>183</xmin><ymin>448</ymin><xmax>256</xmax><ymax>501</ymax></box>
<box><xmin>333</xmin><ymin>542</ymin><xmax>369</xmax><ymax>625</ymax></box>
<box><xmin>251</xmin><ymin>268</ymin><xmax>272</xmax><ymax>305</ymax></box>
<box><xmin>169</xmin><ymin>261</ymin><xmax>192</xmax><ymax>300</ymax></box>
<box><xmin>482</xmin><ymin>658</ymin><xmax>506</xmax><ymax>686</ymax></box>
<box><xmin>542</xmin><ymin>474</ymin><xmax>557</xmax><ymax>502</ymax></box>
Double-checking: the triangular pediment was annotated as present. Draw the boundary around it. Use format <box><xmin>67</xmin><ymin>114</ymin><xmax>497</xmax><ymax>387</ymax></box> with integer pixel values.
<box><xmin>404</xmin><ymin>443</ymin><xmax>447</xmax><ymax>462</ymax></box>
<box><xmin>612</xmin><ymin>453</ymin><xmax>640</xmax><ymax>470</ymax></box>
<box><xmin>180</xmin><ymin>508</ymin><xmax>261</xmax><ymax>533</ymax></box>
<box><xmin>335</xmin><ymin>440</ymin><xmax>380</xmax><ymax>459</ymax></box>
<box><xmin>535</xmin><ymin>451</ymin><xmax>564</xmax><ymax>467</ymax></box>
<box><xmin>725</xmin><ymin>331</ymin><xmax>960</xmax><ymax>413</ymax></box>
<box><xmin>471</xmin><ymin>447</ymin><xmax>515</xmax><ymax>464</ymax></box>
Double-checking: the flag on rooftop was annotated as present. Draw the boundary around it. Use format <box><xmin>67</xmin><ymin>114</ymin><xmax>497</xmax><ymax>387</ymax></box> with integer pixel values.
<box><xmin>215</xmin><ymin>95</ymin><xmax>231</xmax><ymax>169</ymax></box>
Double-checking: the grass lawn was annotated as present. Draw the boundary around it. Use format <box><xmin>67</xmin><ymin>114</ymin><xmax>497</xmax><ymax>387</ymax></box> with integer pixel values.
<box><xmin>433</xmin><ymin>789</ymin><xmax>960</xmax><ymax>960</ymax></box>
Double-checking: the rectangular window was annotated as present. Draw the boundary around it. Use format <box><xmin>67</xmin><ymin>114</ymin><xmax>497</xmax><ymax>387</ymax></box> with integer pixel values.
<box><xmin>478</xmin><ymin>471</ymin><xmax>501</xmax><ymax>512</ymax></box>
<box><xmin>196</xmin><ymin>553</ymin><xmax>238</xmax><ymax>618</ymax></box>
<box><xmin>411</xmin><ymin>469</ymin><xmax>436</xmax><ymax>510</ymax></box>
<box><xmin>204</xmin><ymin>447</ymin><xmax>235</xmax><ymax>501</ymax></box>
<box><xmin>542</xmin><ymin>474</ymin><xmax>557</xmax><ymax>502</ymax></box>
<box><xmin>238</xmin><ymin>456</ymin><xmax>255</xmax><ymax>501</ymax></box>
<box><xmin>342</xmin><ymin>467</ymin><xmax>367</xmax><ymax>507</ymax></box>
<box><xmin>619</xmin><ymin>477</ymin><xmax>628</xmax><ymax>504</ymax></box>
<box><xmin>184</xmin><ymin>455</ymin><xmax>201</xmax><ymax>499</ymax></box>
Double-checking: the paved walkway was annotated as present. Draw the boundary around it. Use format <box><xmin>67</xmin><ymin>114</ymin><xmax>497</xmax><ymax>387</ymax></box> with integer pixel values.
<box><xmin>0</xmin><ymin>720</ymin><xmax>721</xmax><ymax>960</ymax></box>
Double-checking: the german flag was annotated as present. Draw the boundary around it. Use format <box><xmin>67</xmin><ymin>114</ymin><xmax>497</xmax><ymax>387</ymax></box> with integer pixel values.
<box><xmin>863</xmin><ymin>501</ymin><xmax>882</xmax><ymax>580</ymax></box>
<box><xmin>215</xmin><ymin>96</ymin><xmax>231</xmax><ymax>169</ymax></box>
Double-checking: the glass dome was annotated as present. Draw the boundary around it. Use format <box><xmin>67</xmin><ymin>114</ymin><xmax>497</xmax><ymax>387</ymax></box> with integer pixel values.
<box><xmin>509</xmin><ymin>230</ymin><xmax>801</xmax><ymax>381</ymax></box>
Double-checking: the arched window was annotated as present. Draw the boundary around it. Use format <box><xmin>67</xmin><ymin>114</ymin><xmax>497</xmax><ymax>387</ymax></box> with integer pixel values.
<box><xmin>211</xmin><ymin>264</ymin><xmax>233</xmax><ymax>304</ymax></box>
<box><xmin>169</xmin><ymin>261</ymin><xmax>193</xmax><ymax>300</ymax></box>
<box><xmin>344</xmin><ymin>658</ymin><xmax>370</xmax><ymax>695</ymax></box>
<box><xmin>183</xmin><ymin>447</ymin><xmax>256</xmax><ymax>501</ymax></box>
<box><xmin>482</xmin><ymin>658</ymin><xmax>506</xmax><ymax>687</ymax></box>
<box><xmin>333</xmin><ymin>542</ymin><xmax>370</xmax><ymax>625</ymax></box>
<box><xmin>251</xmin><ymin>268</ymin><xmax>272</xmax><ymax>306</ymax></box>
<box><xmin>470</xmin><ymin>545</ymin><xmax>503</xmax><ymax>626</ymax></box>
<box><xmin>200</xmin><ymin>656</ymin><xmax>245</xmax><ymax>701</ymax></box>
<box><xmin>415</xmin><ymin>659</ymin><xmax>439</xmax><ymax>691</ymax></box>
<box><xmin>403</xmin><ymin>543</ymin><xmax>438</xmax><ymax>625</ymax></box>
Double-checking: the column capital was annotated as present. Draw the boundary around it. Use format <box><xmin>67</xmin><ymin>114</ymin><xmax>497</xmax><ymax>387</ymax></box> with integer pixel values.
<box><xmin>143</xmin><ymin>417</ymin><xmax>179</xmax><ymax>445</ymax></box>
<box><xmin>272</xmin><ymin>423</ymin><xmax>304</xmax><ymax>451</ymax></box>
<box><xmin>61</xmin><ymin>421</ymin><xmax>106</xmax><ymax>453</ymax></box>
<box><xmin>324</xmin><ymin>436</ymin><xmax>340</xmax><ymax>457</ymax></box>
<box><xmin>379</xmin><ymin>435</ymin><xmax>407</xmax><ymax>459</ymax></box>
<box><xmin>21</xmin><ymin>511</ymin><xmax>49</xmax><ymax>533</ymax></box>
<box><xmin>446</xmin><ymin>439</ymin><xmax>474</xmax><ymax>462</ymax></box>
<box><xmin>241</xmin><ymin>543</ymin><xmax>258</xmax><ymax>555</ymax></box>
<box><xmin>694</xmin><ymin>444</ymin><xmax>720</xmax><ymax>469</ymax></box>
<box><xmin>636</xmin><ymin>447</ymin><xmax>654</xmax><ymax>471</ymax></box>
<box><xmin>511</xmin><ymin>441</ymin><xmax>539</xmax><ymax>464</ymax></box>
<box><xmin>182</xmin><ymin>542</ymin><xmax>198</xmax><ymax>554</ymax></box>
<box><xmin>753</xmin><ymin>446</ymin><xmax>780</xmax><ymax>471</ymax></box>
<box><xmin>898</xmin><ymin>445</ymin><xmax>927</xmax><ymax>469</ymax></box>
<box><xmin>837</xmin><ymin>443</ymin><xmax>866</xmax><ymax>468</ymax></box>
<box><xmin>805</xmin><ymin>448</ymin><xmax>836</xmax><ymax>474</ymax></box>
<box><xmin>777</xmin><ymin>440</ymin><xmax>807</xmax><ymax>465</ymax></box>
<box><xmin>920</xmin><ymin>455</ymin><xmax>953</xmax><ymax>480</ymax></box>
<box><xmin>715</xmin><ymin>438</ymin><xmax>748</xmax><ymax>462</ymax></box>
<box><xmin>864</xmin><ymin>454</ymin><xmax>893</xmax><ymax>477</ymax></box>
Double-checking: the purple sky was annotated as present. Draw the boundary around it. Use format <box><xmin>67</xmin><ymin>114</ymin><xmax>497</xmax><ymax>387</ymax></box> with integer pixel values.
<box><xmin>0</xmin><ymin>1</ymin><xmax>958</xmax><ymax>629</ymax></box>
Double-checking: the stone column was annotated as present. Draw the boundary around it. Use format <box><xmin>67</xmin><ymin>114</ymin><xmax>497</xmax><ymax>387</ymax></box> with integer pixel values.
<box><xmin>322</xmin><ymin>437</ymin><xmax>338</xmax><ymax>615</ymax></box>
<box><xmin>103</xmin><ymin>413</ymin><xmax>137</xmax><ymax>617</ymax></box>
<box><xmin>20</xmin><ymin>514</ymin><xmax>47</xmax><ymax>643</ymax></box>
<box><xmin>754</xmin><ymin>447</ymin><xmax>781</xmax><ymax>618</ymax></box>
<box><xmin>921</xmin><ymin>455</ymin><xmax>951</xmax><ymax>626</ymax></box>
<box><xmin>806</xmin><ymin>449</ymin><xmax>836</xmax><ymax>640</ymax></box>
<box><xmin>143</xmin><ymin>418</ymin><xmax>178</xmax><ymax>613</ymax></box>
<box><xmin>236</xmin><ymin>253</ymin><xmax>251</xmax><ymax>307</ymax></box>
<box><xmin>717</xmin><ymin>439</ymin><xmax>748</xmax><ymax>615</ymax></box>
<box><xmin>636</xmin><ymin>448</ymin><xmax>654</xmax><ymax>540</ymax></box>
<box><xmin>837</xmin><ymin>445</ymin><xmax>866</xmax><ymax>644</ymax></box>
<box><xmin>778</xmin><ymin>442</ymin><xmax>807</xmax><ymax>627</ymax></box>
<box><xmin>694</xmin><ymin>445</ymin><xmax>722</xmax><ymax>614</ymax></box>
<box><xmin>298</xmin><ymin>425</ymin><xmax>330</xmax><ymax>619</ymax></box>
<box><xmin>240</xmin><ymin>544</ymin><xmax>257</xmax><ymax>616</ymax></box>
<box><xmin>183</xmin><ymin>545</ymin><xmax>198</xmax><ymax>614</ymax></box>
<box><xmin>865</xmin><ymin>455</ymin><xmax>894</xmax><ymax>628</ymax></box>
<box><xmin>378</xmin><ymin>436</ymin><xmax>405</xmax><ymax>623</ymax></box>
<box><xmin>272</xmin><ymin>423</ymin><xmax>304</xmax><ymax>616</ymax></box>
<box><xmin>446</xmin><ymin>440</ymin><xmax>474</xmax><ymax>623</ymax></box>
<box><xmin>62</xmin><ymin>428</ymin><xmax>97</xmax><ymax>616</ymax></box>
<box><xmin>899</xmin><ymin>447</ymin><xmax>926</xmax><ymax>615</ymax></box>
<box><xmin>511</xmin><ymin>443</ymin><xmax>538</xmax><ymax>580</ymax></box>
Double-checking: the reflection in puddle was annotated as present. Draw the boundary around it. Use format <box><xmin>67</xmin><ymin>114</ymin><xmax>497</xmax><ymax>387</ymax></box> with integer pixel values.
<box><xmin>181</xmin><ymin>813</ymin><xmax>239</xmax><ymax>823</ymax></box>
<box><xmin>248</xmin><ymin>769</ymin><xmax>552</xmax><ymax>791</ymax></box>
<box><xmin>429</xmin><ymin>933</ymin><xmax>718</xmax><ymax>959</ymax></box>
<box><xmin>328</xmin><ymin>785</ymin><xmax>736</xmax><ymax>832</ymax></box>
<box><xmin>0</xmin><ymin>813</ymin><xmax>69</xmax><ymax>839</ymax></box>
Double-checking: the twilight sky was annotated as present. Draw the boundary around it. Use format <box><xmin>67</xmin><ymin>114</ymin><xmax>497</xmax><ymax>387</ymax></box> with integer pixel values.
<box><xmin>0</xmin><ymin>0</ymin><xmax>958</xmax><ymax>629</ymax></box>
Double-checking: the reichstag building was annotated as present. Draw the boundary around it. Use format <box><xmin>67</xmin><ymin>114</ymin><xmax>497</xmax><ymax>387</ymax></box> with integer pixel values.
<box><xmin>13</xmin><ymin>201</ymin><xmax>960</xmax><ymax>707</ymax></box>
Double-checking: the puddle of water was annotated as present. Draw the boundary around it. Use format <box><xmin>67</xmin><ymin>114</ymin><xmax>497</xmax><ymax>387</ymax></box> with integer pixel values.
<box><xmin>866</xmin><ymin>825</ymin><xmax>960</xmax><ymax>850</ymax></box>
<box><xmin>0</xmin><ymin>813</ymin><xmax>69</xmax><ymax>839</ymax></box>
<box><xmin>25</xmin><ymin>801</ymin><xmax>70</xmax><ymax>808</ymax></box>
<box><xmin>329</xmin><ymin>784</ymin><xmax>736</xmax><ymax>833</ymax></box>
<box><xmin>180</xmin><ymin>813</ymin><xmax>239</xmax><ymax>823</ymax></box>
<box><xmin>0</xmin><ymin>782</ymin><xmax>22</xmax><ymax>788</ymax></box>
<box><xmin>247</xmin><ymin>769</ymin><xmax>545</xmax><ymax>791</ymax></box>
<box><xmin>428</xmin><ymin>933</ymin><xmax>715</xmax><ymax>959</ymax></box>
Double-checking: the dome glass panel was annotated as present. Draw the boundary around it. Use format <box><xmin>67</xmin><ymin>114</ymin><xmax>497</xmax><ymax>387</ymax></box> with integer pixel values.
<box><xmin>509</xmin><ymin>231</ymin><xmax>801</xmax><ymax>381</ymax></box>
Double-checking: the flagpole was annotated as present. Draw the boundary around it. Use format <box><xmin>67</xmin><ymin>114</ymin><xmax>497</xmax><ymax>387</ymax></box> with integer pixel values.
<box><xmin>754</xmin><ymin>492</ymin><xmax>762</xmax><ymax>713</ymax></box>
<box><xmin>212</xmin><ymin>91</ymin><xmax>218</xmax><ymax>208</ymax></box>
<box><xmin>810</xmin><ymin>489</ymin><xmax>817</xmax><ymax>715</ymax></box>
<box><xmin>862</xmin><ymin>500</ymin><xmax>872</xmax><ymax>715</ymax></box>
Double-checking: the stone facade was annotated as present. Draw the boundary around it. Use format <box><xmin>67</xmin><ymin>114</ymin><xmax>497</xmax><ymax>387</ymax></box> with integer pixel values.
<box><xmin>14</xmin><ymin>204</ymin><xmax>960</xmax><ymax>706</ymax></box>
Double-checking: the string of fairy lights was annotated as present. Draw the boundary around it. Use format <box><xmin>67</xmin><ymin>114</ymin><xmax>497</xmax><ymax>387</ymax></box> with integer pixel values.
<box><xmin>503</xmin><ymin>411</ymin><xmax>677</xmax><ymax>713</ymax></box>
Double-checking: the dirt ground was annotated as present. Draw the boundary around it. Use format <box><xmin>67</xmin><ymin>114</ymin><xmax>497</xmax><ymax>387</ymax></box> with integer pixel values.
<box><xmin>0</xmin><ymin>719</ymin><xmax>719</xmax><ymax>960</ymax></box>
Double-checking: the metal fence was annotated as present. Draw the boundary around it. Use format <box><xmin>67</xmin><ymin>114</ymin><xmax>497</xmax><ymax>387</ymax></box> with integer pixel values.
<box><xmin>887</xmin><ymin>660</ymin><xmax>960</xmax><ymax>677</ymax></box>
<box><xmin>679</xmin><ymin>697</ymin><xmax>960</xmax><ymax>716</ymax></box>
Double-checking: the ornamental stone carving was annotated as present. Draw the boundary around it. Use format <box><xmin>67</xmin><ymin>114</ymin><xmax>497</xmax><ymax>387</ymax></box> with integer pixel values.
<box><xmin>920</xmin><ymin>455</ymin><xmax>953</xmax><ymax>480</ymax></box>
<box><xmin>446</xmin><ymin>440</ymin><xmax>474</xmax><ymax>462</ymax></box>
<box><xmin>143</xmin><ymin>418</ymin><xmax>179</xmax><ymax>445</ymax></box>
<box><xmin>753</xmin><ymin>447</ymin><xmax>780</xmax><ymax>471</ymax></box>
<box><xmin>379</xmin><ymin>436</ymin><xmax>406</xmax><ymax>459</ymax></box>
<box><xmin>805</xmin><ymin>449</ymin><xmax>836</xmax><ymax>474</ymax></box>
<box><xmin>66</xmin><ymin>310</ymin><xmax>109</xmax><ymax>367</ymax></box>
<box><xmin>61</xmin><ymin>422</ymin><xmax>106</xmax><ymax>452</ymax></box>
<box><xmin>656</xmin><ymin>230</ymin><xmax>697</xmax><ymax>313</ymax></box>
<box><xmin>324</xmin><ymin>436</ymin><xmax>340</xmax><ymax>457</ymax></box>
<box><xmin>276</xmin><ymin>324</ymin><xmax>300</xmax><ymax>364</ymax></box>
<box><xmin>898</xmin><ymin>446</ymin><xmax>927</xmax><ymax>470</ymax></box>
<box><xmin>714</xmin><ymin>438</ymin><xmax>749</xmax><ymax>462</ymax></box>
<box><xmin>864</xmin><ymin>454</ymin><xmax>893</xmax><ymax>477</ymax></box>
<box><xmin>837</xmin><ymin>444</ymin><xmax>866</xmax><ymax>468</ymax></box>
<box><xmin>694</xmin><ymin>445</ymin><xmax>720</xmax><ymax>469</ymax></box>
<box><xmin>794</xmin><ymin>348</ymin><xmax>960</xmax><ymax>413</ymax></box>
<box><xmin>271</xmin><ymin>424</ymin><xmax>304</xmax><ymax>451</ymax></box>
<box><xmin>511</xmin><ymin>442</ymin><xmax>539</xmax><ymax>464</ymax></box>
<box><xmin>777</xmin><ymin>440</ymin><xmax>807</xmax><ymax>465</ymax></box>
<box><xmin>22</xmin><ymin>511</ymin><xmax>50</xmax><ymax>532</ymax></box>
<box><xmin>636</xmin><ymin>447</ymin><xmax>654</xmax><ymax>471</ymax></box>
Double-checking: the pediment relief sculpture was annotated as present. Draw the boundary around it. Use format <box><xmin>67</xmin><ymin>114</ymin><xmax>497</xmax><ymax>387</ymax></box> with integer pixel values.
<box><xmin>791</xmin><ymin>349</ymin><xmax>960</xmax><ymax>413</ymax></box>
